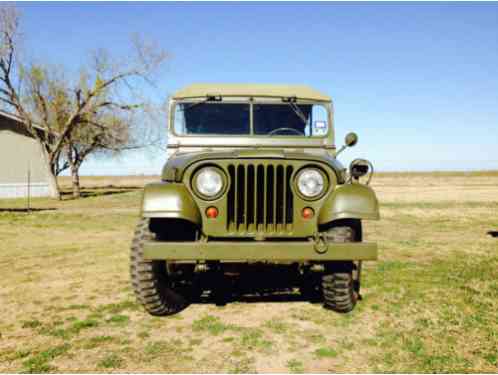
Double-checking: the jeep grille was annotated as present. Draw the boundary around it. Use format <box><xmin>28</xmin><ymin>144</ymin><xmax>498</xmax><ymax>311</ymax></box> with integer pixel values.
<box><xmin>226</xmin><ymin>162</ymin><xmax>294</xmax><ymax>234</ymax></box>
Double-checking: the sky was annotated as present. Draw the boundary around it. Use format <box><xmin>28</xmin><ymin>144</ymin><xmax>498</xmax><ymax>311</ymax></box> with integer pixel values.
<box><xmin>16</xmin><ymin>2</ymin><xmax>498</xmax><ymax>174</ymax></box>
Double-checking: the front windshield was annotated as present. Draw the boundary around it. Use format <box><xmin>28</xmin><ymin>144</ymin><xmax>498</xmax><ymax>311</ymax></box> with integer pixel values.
<box><xmin>174</xmin><ymin>101</ymin><xmax>329</xmax><ymax>137</ymax></box>
<box><xmin>174</xmin><ymin>103</ymin><xmax>250</xmax><ymax>135</ymax></box>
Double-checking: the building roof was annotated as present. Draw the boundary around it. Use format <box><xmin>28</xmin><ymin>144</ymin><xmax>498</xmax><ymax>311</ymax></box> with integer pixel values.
<box><xmin>172</xmin><ymin>83</ymin><xmax>331</xmax><ymax>102</ymax></box>
<box><xmin>0</xmin><ymin>109</ymin><xmax>47</xmax><ymax>132</ymax></box>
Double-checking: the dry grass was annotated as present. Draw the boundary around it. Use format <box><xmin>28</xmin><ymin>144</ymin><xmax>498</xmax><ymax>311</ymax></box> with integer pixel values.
<box><xmin>58</xmin><ymin>175</ymin><xmax>160</xmax><ymax>189</ymax></box>
<box><xmin>0</xmin><ymin>172</ymin><xmax>497</xmax><ymax>373</ymax></box>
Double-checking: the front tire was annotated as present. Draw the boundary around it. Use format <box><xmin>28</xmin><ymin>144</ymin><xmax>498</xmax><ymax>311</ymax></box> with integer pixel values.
<box><xmin>321</xmin><ymin>223</ymin><xmax>360</xmax><ymax>313</ymax></box>
<box><xmin>130</xmin><ymin>218</ymin><xmax>190</xmax><ymax>316</ymax></box>
<box><xmin>322</xmin><ymin>264</ymin><xmax>357</xmax><ymax>313</ymax></box>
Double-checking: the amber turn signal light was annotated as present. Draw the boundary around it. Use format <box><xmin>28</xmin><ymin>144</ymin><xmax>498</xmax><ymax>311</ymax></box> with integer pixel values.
<box><xmin>302</xmin><ymin>207</ymin><xmax>314</xmax><ymax>219</ymax></box>
<box><xmin>206</xmin><ymin>206</ymin><xmax>219</xmax><ymax>219</ymax></box>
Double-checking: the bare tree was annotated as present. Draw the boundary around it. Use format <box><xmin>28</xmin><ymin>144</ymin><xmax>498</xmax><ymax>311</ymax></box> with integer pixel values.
<box><xmin>65</xmin><ymin>113</ymin><xmax>131</xmax><ymax>198</ymax></box>
<box><xmin>0</xmin><ymin>5</ymin><xmax>168</xmax><ymax>199</ymax></box>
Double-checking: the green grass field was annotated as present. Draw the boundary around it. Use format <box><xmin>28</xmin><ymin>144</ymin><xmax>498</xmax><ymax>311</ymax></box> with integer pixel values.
<box><xmin>0</xmin><ymin>173</ymin><xmax>497</xmax><ymax>373</ymax></box>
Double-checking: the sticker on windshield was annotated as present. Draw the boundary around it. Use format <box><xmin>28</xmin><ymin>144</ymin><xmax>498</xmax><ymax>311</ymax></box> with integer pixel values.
<box><xmin>314</xmin><ymin>121</ymin><xmax>327</xmax><ymax>133</ymax></box>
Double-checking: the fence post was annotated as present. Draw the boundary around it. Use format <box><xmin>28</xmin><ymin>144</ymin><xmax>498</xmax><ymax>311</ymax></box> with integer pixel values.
<box><xmin>27</xmin><ymin>161</ymin><xmax>31</xmax><ymax>213</ymax></box>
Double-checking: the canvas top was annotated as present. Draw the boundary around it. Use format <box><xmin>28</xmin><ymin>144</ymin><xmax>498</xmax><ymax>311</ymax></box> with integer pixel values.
<box><xmin>172</xmin><ymin>83</ymin><xmax>331</xmax><ymax>102</ymax></box>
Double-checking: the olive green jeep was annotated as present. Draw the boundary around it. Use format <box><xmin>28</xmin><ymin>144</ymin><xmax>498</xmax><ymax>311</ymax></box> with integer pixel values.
<box><xmin>131</xmin><ymin>84</ymin><xmax>380</xmax><ymax>315</ymax></box>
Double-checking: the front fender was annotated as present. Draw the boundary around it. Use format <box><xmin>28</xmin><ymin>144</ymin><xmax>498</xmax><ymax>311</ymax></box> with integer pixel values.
<box><xmin>141</xmin><ymin>182</ymin><xmax>201</xmax><ymax>225</ymax></box>
<box><xmin>319</xmin><ymin>183</ymin><xmax>380</xmax><ymax>224</ymax></box>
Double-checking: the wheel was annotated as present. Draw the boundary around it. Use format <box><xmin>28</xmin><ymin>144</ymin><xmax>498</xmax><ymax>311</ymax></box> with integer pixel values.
<box><xmin>321</xmin><ymin>224</ymin><xmax>360</xmax><ymax>313</ymax></box>
<box><xmin>130</xmin><ymin>218</ymin><xmax>193</xmax><ymax>316</ymax></box>
<box><xmin>322</xmin><ymin>263</ymin><xmax>357</xmax><ymax>313</ymax></box>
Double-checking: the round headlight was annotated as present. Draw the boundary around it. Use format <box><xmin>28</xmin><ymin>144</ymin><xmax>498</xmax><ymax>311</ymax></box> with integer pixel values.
<box><xmin>194</xmin><ymin>168</ymin><xmax>224</xmax><ymax>198</ymax></box>
<box><xmin>297</xmin><ymin>168</ymin><xmax>325</xmax><ymax>198</ymax></box>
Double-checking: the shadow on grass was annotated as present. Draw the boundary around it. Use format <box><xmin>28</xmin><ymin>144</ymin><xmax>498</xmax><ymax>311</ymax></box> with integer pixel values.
<box><xmin>60</xmin><ymin>187</ymin><xmax>139</xmax><ymax>200</ymax></box>
<box><xmin>190</xmin><ymin>292</ymin><xmax>312</xmax><ymax>309</ymax></box>
<box><xmin>194</xmin><ymin>290</ymin><xmax>309</xmax><ymax>306</ymax></box>
<box><xmin>189</xmin><ymin>268</ymin><xmax>320</xmax><ymax>306</ymax></box>
<box><xmin>487</xmin><ymin>231</ymin><xmax>498</xmax><ymax>238</ymax></box>
<box><xmin>237</xmin><ymin>292</ymin><xmax>309</xmax><ymax>303</ymax></box>
<box><xmin>0</xmin><ymin>207</ymin><xmax>57</xmax><ymax>213</ymax></box>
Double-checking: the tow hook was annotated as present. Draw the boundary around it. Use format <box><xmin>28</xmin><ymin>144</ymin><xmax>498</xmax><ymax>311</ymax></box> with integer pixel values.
<box><xmin>313</xmin><ymin>233</ymin><xmax>328</xmax><ymax>254</ymax></box>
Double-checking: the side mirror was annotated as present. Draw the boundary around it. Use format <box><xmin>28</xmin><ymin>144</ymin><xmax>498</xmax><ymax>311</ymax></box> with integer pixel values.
<box><xmin>336</xmin><ymin>132</ymin><xmax>359</xmax><ymax>156</ymax></box>
<box><xmin>345</xmin><ymin>132</ymin><xmax>358</xmax><ymax>147</ymax></box>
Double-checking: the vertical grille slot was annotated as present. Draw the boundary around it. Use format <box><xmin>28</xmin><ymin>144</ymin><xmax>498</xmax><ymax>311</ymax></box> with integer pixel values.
<box><xmin>247</xmin><ymin>165</ymin><xmax>255</xmax><ymax>228</ymax></box>
<box><xmin>276</xmin><ymin>165</ymin><xmax>284</xmax><ymax>225</ymax></box>
<box><xmin>256</xmin><ymin>165</ymin><xmax>265</xmax><ymax>230</ymax></box>
<box><xmin>236</xmin><ymin>165</ymin><xmax>245</xmax><ymax>228</ymax></box>
<box><xmin>227</xmin><ymin>165</ymin><xmax>235</xmax><ymax>228</ymax></box>
<box><xmin>227</xmin><ymin>162</ymin><xmax>294</xmax><ymax>234</ymax></box>
<box><xmin>266</xmin><ymin>165</ymin><xmax>274</xmax><ymax>225</ymax></box>
<box><xmin>286</xmin><ymin>166</ymin><xmax>294</xmax><ymax>225</ymax></box>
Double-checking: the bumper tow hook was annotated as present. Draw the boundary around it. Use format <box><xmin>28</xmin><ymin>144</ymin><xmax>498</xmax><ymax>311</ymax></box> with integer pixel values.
<box><xmin>313</xmin><ymin>234</ymin><xmax>328</xmax><ymax>254</ymax></box>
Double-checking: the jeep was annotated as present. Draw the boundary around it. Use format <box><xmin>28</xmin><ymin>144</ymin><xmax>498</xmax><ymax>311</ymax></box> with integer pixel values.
<box><xmin>130</xmin><ymin>83</ymin><xmax>380</xmax><ymax>315</ymax></box>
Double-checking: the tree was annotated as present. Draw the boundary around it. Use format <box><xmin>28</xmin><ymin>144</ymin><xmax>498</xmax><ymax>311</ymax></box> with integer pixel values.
<box><xmin>0</xmin><ymin>5</ymin><xmax>168</xmax><ymax>199</ymax></box>
<box><xmin>65</xmin><ymin>113</ymin><xmax>131</xmax><ymax>198</ymax></box>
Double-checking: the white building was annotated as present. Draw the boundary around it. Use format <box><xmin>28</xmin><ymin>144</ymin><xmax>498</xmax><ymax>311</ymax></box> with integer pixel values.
<box><xmin>0</xmin><ymin>110</ymin><xmax>52</xmax><ymax>198</ymax></box>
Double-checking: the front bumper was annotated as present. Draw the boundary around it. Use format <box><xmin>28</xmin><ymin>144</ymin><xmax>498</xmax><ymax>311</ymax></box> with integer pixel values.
<box><xmin>143</xmin><ymin>240</ymin><xmax>377</xmax><ymax>262</ymax></box>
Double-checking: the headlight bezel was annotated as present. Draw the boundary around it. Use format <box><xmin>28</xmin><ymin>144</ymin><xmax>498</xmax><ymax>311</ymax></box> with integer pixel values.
<box><xmin>192</xmin><ymin>166</ymin><xmax>227</xmax><ymax>200</ymax></box>
<box><xmin>294</xmin><ymin>167</ymin><xmax>329</xmax><ymax>200</ymax></box>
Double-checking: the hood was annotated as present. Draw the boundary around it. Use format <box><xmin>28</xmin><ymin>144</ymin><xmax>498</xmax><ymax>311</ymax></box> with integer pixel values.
<box><xmin>162</xmin><ymin>149</ymin><xmax>346</xmax><ymax>183</ymax></box>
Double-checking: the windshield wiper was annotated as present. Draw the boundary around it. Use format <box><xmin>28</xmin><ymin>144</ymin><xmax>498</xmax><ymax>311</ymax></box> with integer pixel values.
<box><xmin>282</xmin><ymin>97</ymin><xmax>307</xmax><ymax>124</ymax></box>
<box><xmin>182</xmin><ymin>95</ymin><xmax>222</xmax><ymax>111</ymax></box>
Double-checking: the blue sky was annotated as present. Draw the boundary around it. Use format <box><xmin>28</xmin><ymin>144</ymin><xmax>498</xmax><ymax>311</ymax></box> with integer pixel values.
<box><xmin>17</xmin><ymin>2</ymin><xmax>498</xmax><ymax>174</ymax></box>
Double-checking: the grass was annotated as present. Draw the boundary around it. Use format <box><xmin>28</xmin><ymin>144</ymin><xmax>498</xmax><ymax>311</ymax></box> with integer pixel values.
<box><xmin>239</xmin><ymin>328</ymin><xmax>272</xmax><ymax>350</ymax></box>
<box><xmin>314</xmin><ymin>347</ymin><xmax>338</xmax><ymax>358</ymax></box>
<box><xmin>107</xmin><ymin>314</ymin><xmax>130</xmax><ymax>325</ymax></box>
<box><xmin>263</xmin><ymin>319</ymin><xmax>289</xmax><ymax>334</ymax></box>
<box><xmin>97</xmin><ymin>354</ymin><xmax>124</xmax><ymax>369</ymax></box>
<box><xmin>287</xmin><ymin>359</ymin><xmax>305</xmax><ymax>373</ymax></box>
<box><xmin>192</xmin><ymin>315</ymin><xmax>232</xmax><ymax>335</ymax></box>
<box><xmin>21</xmin><ymin>319</ymin><xmax>42</xmax><ymax>329</ymax></box>
<box><xmin>22</xmin><ymin>344</ymin><xmax>70</xmax><ymax>373</ymax></box>
<box><xmin>83</xmin><ymin>335</ymin><xmax>115</xmax><ymax>349</ymax></box>
<box><xmin>1</xmin><ymin>173</ymin><xmax>497</xmax><ymax>372</ymax></box>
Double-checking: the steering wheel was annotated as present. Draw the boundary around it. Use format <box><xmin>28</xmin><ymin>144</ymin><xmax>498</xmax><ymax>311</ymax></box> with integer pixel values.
<box><xmin>268</xmin><ymin>127</ymin><xmax>304</xmax><ymax>136</ymax></box>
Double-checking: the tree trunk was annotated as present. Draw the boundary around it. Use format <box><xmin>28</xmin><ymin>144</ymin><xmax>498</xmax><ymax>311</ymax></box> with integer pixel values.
<box><xmin>70</xmin><ymin>163</ymin><xmax>81</xmax><ymax>199</ymax></box>
<box><xmin>41</xmin><ymin>146</ymin><xmax>61</xmax><ymax>200</ymax></box>
<box><xmin>48</xmin><ymin>169</ymin><xmax>61</xmax><ymax>200</ymax></box>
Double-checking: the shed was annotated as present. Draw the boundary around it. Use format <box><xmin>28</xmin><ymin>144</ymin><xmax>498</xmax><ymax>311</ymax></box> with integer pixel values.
<box><xmin>0</xmin><ymin>110</ymin><xmax>53</xmax><ymax>198</ymax></box>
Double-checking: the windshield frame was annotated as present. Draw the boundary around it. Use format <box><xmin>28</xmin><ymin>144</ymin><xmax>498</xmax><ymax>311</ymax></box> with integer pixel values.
<box><xmin>170</xmin><ymin>97</ymin><xmax>332</xmax><ymax>139</ymax></box>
